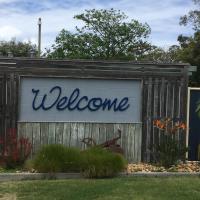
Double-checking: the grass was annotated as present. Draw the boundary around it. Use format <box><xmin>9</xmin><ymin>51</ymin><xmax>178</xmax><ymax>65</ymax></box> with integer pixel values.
<box><xmin>0</xmin><ymin>177</ymin><xmax>200</xmax><ymax>200</ymax></box>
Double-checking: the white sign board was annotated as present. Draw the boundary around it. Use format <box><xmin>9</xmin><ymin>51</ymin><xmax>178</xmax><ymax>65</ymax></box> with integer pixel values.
<box><xmin>19</xmin><ymin>77</ymin><xmax>141</xmax><ymax>123</ymax></box>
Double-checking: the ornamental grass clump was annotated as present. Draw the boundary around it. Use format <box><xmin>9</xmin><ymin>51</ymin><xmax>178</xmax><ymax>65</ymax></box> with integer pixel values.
<box><xmin>64</xmin><ymin>147</ymin><xmax>82</xmax><ymax>172</ymax></box>
<box><xmin>33</xmin><ymin>144</ymin><xmax>67</xmax><ymax>173</ymax></box>
<box><xmin>152</xmin><ymin>118</ymin><xmax>188</xmax><ymax>168</ymax></box>
<box><xmin>80</xmin><ymin>147</ymin><xmax>127</xmax><ymax>178</ymax></box>
<box><xmin>33</xmin><ymin>145</ymin><xmax>82</xmax><ymax>173</ymax></box>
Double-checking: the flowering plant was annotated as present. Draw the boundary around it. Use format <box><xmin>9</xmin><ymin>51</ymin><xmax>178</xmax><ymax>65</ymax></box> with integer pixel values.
<box><xmin>0</xmin><ymin>128</ymin><xmax>32</xmax><ymax>168</ymax></box>
<box><xmin>153</xmin><ymin>118</ymin><xmax>186</xmax><ymax>134</ymax></box>
<box><xmin>152</xmin><ymin>118</ymin><xmax>187</xmax><ymax>167</ymax></box>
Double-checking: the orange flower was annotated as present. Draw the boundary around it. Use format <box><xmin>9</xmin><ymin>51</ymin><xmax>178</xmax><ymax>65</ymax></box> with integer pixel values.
<box><xmin>179</xmin><ymin>123</ymin><xmax>186</xmax><ymax>130</ymax></box>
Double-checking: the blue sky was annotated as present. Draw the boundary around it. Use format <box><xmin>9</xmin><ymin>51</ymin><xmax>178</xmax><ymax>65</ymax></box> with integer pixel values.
<box><xmin>0</xmin><ymin>0</ymin><xmax>196</xmax><ymax>51</ymax></box>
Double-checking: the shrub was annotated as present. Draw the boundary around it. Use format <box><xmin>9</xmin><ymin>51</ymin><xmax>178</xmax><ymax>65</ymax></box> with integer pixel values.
<box><xmin>80</xmin><ymin>147</ymin><xmax>127</xmax><ymax>178</ymax></box>
<box><xmin>64</xmin><ymin>147</ymin><xmax>82</xmax><ymax>172</ymax></box>
<box><xmin>33</xmin><ymin>144</ymin><xmax>67</xmax><ymax>173</ymax></box>
<box><xmin>0</xmin><ymin>128</ymin><xmax>32</xmax><ymax>169</ymax></box>
<box><xmin>33</xmin><ymin>145</ymin><xmax>82</xmax><ymax>173</ymax></box>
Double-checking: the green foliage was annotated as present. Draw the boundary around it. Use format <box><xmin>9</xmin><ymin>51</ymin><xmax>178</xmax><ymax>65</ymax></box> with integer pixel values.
<box><xmin>46</xmin><ymin>9</ymin><xmax>152</xmax><ymax>60</ymax></box>
<box><xmin>64</xmin><ymin>147</ymin><xmax>82</xmax><ymax>172</ymax></box>
<box><xmin>32</xmin><ymin>145</ymin><xmax>126</xmax><ymax>176</ymax></box>
<box><xmin>177</xmin><ymin>32</ymin><xmax>200</xmax><ymax>86</ymax></box>
<box><xmin>33</xmin><ymin>145</ymin><xmax>82</xmax><ymax>173</ymax></box>
<box><xmin>178</xmin><ymin>1</ymin><xmax>200</xmax><ymax>86</ymax></box>
<box><xmin>153</xmin><ymin>135</ymin><xmax>188</xmax><ymax>168</ymax></box>
<box><xmin>81</xmin><ymin>147</ymin><xmax>127</xmax><ymax>178</ymax></box>
<box><xmin>141</xmin><ymin>45</ymin><xmax>181</xmax><ymax>63</ymax></box>
<box><xmin>23</xmin><ymin>159</ymin><xmax>35</xmax><ymax>172</ymax></box>
<box><xmin>33</xmin><ymin>144</ymin><xmax>67</xmax><ymax>173</ymax></box>
<box><xmin>0</xmin><ymin>39</ymin><xmax>37</xmax><ymax>57</ymax></box>
<box><xmin>180</xmin><ymin>0</ymin><xmax>200</xmax><ymax>31</ymax></box>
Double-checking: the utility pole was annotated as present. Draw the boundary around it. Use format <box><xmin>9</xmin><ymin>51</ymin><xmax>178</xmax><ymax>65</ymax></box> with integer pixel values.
<box><xmin>38</xmin><ymin>18</ymin><xmax>42</xmax><ymax>58</ymax></box>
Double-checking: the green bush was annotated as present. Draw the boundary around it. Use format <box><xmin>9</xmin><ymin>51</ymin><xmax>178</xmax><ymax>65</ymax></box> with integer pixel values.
<box><xmin>64</xmin><ymin>147</ymin><xmax>82</xmax><ymax>172</ymax></box>
<box><xmin>33</xmin><ymin>144</ymin><xmax>67</xmax><ymax>173</ymax></box>
<box><xmin>31</xmin><ymin>145</ymin><xmax>127</xmax><ymax>176</ymax></box>
<box><xmin>80</xmin><ymin>147</ymin><xmax>127</xmax><ymax>178</ymax></box>
<box><xmin>33</xmin><ymin>145</ymin><xmax>82</xmax><ymax>173</ymax></box>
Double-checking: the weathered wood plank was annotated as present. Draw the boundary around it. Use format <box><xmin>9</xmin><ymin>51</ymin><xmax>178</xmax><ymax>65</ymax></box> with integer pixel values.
<box><xmin>18</xmin><ymin>122</ymin><xmax>27</xmax><ymax>138</ymax></box>
<box><xmin>153</xmin><ymin>78</ymin><xmax>159</xmax><ymax>154</ymax></box>
<box><xmin>126</xmin><ymin>124</ymin><xmax>132</xmax><ymax>162</ymax></box>
<box><xmin>70</xmin><ymin>123</ymin><xmax>78</xmax><ymax>147</ymax></box>
<box><xmin>40</xmin><ymin>123</ymin><xmax>49</xmax><ymax>145</ymax></box>
<box><xmin>98</xmin><ymin>124</ymin><xmax>107</xmax><ymax>145</ymax></box>
<box><xmin>48</xmin><ymin>123</ymin><xmax>56</xmax><ymax>144</ymax></box>
<box><xmin>91</xmin><ymin>123</ymin><xmax>100</xmax><ymax>146</ymax></box>
<box><xmin>136</xmin><ymin>124</ymin><xmax>142</xmax><ymax>162</ymax></box>
<box><xmin>63</xmin><ymin>123</ymin><xmax>71</xmax><ymax>147</ymax></box>
<box><xmin>55</xmin><ymin>123</ymin><xmax>64</xmax><ymax>144</ymax></box>
<box><xmin>32</xmin><ymin>123</ymin><xmax>41</xmax><ymax>154</ymax></box>
<box><xmin>83</xmin><ymin>123</ymin><xmax>91</xmax><ymax>149</ymax></box>
<box><xmin>77</xmin><ymin>123</ymin><xmax>85</xmax><ymax>149</ymax></box>
<box><xmin>106</xmin><ymin>124</ymin><xmax>114</xmax><ymax>141</ymax></box>
<box><xmin>146</xmin><ymin>77</ymin><xmax>153</xmax><ymax>162</ymax></box>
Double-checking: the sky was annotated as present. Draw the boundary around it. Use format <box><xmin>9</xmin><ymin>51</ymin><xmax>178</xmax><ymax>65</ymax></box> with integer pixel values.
<box><xmin>0</xmin><ymin>0</ymin><xmax>196</xmax><ymax>52</ymax></box>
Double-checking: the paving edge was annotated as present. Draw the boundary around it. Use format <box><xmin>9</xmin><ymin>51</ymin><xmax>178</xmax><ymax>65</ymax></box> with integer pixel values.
<box><xmin>0</xmin><ymin>173</ymin><xmax>82</xmax><ymax>181</ymax></box>
<box><xmin>0</xmin><ymin>172</ymin><xmax>200</xmax><ymax>181</ymax></box>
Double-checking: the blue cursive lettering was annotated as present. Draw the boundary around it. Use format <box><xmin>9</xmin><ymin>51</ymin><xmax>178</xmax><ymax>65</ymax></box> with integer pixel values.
<box><xmin>32</xmin><ymin>87</ymin><xmax>130</xmax><ymax>112</ymax></box>
<box><xmin>32</xmin><ymin>86</ymin><xmax>61</xmax><ymax>110</ymax></box>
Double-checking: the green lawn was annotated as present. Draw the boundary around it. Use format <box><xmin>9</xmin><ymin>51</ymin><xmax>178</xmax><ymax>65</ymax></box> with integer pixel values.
<box><xmin>0</xmin><ymin>177</ymin><xmax>200</xmax><ymax>200</ymax></box>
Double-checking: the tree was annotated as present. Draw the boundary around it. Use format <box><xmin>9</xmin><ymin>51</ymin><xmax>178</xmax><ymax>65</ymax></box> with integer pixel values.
<box><xmin>140</xmin><ymin>45</ymin><xmax>181</xmax><ymax>63</ymax></box>
<box><xmin>0</xmin><ymin>39</ymin><xmax>37</xmax><ymax>57</ymax></box>
<box><xmin>46</xmin><ymin>9</ymin><xmax>152</xmax><ymax>60</ymax></box>
<box><xmin>177</xmin><ymin>32</ymin><xmax>200</xmax><ymax>85</ymax></box>
<box><xmin>179</xmin><ymin>0</ymin><xmax>200</xmax><ymax>85</ymax></box>
<box><xmin>180</xmin><ymin>0</ymin><xmax>200</xmax><ymax>31</ymax></box>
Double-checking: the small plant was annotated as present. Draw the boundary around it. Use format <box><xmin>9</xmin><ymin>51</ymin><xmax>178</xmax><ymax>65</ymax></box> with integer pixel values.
<box><xmin>0</xmin><ymin>128</ymin><xmax>32</xmax><ymax>169</ymax></box>
<box><xmin>152</xmin><ymin>118</ymin><xmax>188</xmax><ymax>167</ymax></box>
<box><xmin>81</xmin><ymin>147</ymin><xmax>127</xmax><ymax>178</ymax></box>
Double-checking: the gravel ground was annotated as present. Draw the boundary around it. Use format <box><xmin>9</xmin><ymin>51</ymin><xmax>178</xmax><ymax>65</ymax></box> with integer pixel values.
<box><xmin>127</xmin><ymin>161</ymin><xmax>200</xmax><ymax>173</ymax></box>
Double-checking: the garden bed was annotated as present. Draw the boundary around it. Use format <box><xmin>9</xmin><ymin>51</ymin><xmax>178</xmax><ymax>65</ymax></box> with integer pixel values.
<box><xmin>1</xmin><ymin>161</ymin><xmax>200</xmax><ymax>174</ymax></box>
<box><xmin>0</xmin><ymin>162</ymin><xmax>200</xmax><ymax>182</ymax></box>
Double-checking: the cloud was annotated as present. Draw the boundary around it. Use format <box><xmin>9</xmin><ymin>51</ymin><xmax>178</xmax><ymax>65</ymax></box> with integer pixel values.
<box><xmin>0</xmin><ymin>0</ymin><xmax>196</xmax><ymax>50</ymax></box>
<box><xmin>0</xmin><ymin>25</ymin><xmax>21</xmax><ymax>40</ymax></box>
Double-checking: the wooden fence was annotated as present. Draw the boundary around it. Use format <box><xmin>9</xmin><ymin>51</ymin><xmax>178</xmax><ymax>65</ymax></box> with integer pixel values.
<box><xmin>0</xmin><ymin>58</ymin><xmax>189</xmax><ymax>162</ymax></box>
<box><xmin>18</xmin><ymin>123</ymin><xmax>142</xmax><ymax>162</ymax></box>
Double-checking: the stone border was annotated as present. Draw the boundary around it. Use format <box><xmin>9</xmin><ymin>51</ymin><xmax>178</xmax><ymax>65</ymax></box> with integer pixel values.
<box><xmin>0</xmin><ymin>172</ymin><xmax>200</xmax><ymax>181</ymax></box>
<box><xmin>0</xmin><ymin>173</ymin><xmax>82</xmax><ymax>181</ymax></box>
